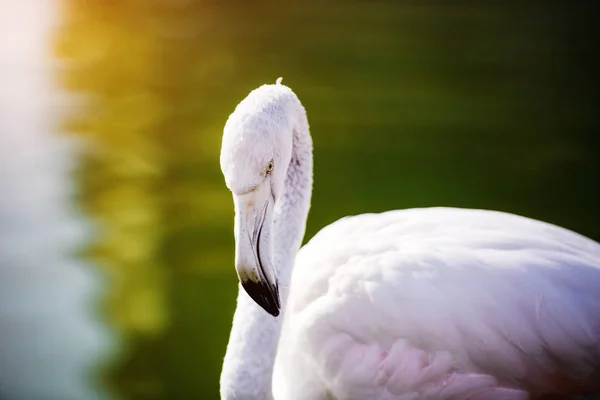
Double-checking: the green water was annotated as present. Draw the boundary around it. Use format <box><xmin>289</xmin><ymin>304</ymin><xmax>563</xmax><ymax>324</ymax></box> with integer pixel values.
<box><xmin>55</xmin><ymin>0</ymin><xmax>599</xmax><ymax>398</ymax></box>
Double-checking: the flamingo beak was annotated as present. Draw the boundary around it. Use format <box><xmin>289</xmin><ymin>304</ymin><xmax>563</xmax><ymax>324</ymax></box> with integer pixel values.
<box><xmin>232</xmin><ymin>187</ymin><xmax>280</xmax><ymax>317</ymax></box>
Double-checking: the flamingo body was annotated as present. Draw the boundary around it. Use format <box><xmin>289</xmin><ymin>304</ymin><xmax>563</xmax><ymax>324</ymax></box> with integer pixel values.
<box><xmin>273</xmin><ymin>207</ymin><xmax>600</xmax><ymax>400</ymax></box>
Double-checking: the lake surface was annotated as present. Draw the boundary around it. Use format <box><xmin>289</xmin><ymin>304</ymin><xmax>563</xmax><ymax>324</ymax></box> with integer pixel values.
<box><xmin>1</xmin><ymin>1</ymin><xmax>598</xmax><ymax>399</ymax></box>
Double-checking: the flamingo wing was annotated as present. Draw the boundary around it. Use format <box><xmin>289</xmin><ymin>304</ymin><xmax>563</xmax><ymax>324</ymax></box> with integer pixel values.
<box><xmin>273</xmin><ymin>207</ymin><xmax>600</xmax><ymax>400</ymax></box>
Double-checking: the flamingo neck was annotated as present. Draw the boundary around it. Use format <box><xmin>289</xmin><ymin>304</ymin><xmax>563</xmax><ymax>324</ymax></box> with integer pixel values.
<box><xmin>220</xmin><ymin>100</ymin><xmax>313</xmax><ymax>400</ymax></box>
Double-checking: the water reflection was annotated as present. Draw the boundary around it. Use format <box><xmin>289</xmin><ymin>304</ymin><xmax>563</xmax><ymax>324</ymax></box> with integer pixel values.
<box><xmin>1</xmin><ymin>0</ymin><xmax>598</xmax><ymax>399</ymax></box>
<box><xmin>0</xmin><ymin>1</ymin><xmax>117</xmax><ymax>399</ymax></box>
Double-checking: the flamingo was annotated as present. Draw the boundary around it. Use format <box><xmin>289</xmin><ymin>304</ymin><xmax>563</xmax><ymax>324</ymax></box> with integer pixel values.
<box><xmin>218</xmin><ymin>79</ymin><xmax>600</xmax><ymax>400</ymax></box>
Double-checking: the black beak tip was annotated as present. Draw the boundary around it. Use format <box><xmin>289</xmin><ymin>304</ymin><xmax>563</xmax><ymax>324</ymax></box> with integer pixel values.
<box><xmin>241</xmin><ymin>280</ymin><xmax>281</xmax><ymax>317</ymax></box>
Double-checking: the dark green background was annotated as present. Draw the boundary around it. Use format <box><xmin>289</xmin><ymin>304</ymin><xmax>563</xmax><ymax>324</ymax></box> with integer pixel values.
<box><xmin>55</xmin><ymin>1</ymin><xmax>599</xmax><ymax>398</ymax></box>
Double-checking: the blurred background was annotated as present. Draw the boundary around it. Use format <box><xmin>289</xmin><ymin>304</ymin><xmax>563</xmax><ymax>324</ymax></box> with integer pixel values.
<box><xmin>1</xmin><ymin>0</ymin><xmax>599</xmax><ymax>399</ymax></box>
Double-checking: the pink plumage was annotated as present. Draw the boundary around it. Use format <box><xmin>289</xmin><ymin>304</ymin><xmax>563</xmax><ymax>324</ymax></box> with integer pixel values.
<box><xmin>273</xmin><ymin>208</ymin><xmax>600</xmax><ymax>400</ymax></box>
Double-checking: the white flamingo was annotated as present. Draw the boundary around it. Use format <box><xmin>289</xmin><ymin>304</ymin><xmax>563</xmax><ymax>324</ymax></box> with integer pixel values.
<box><xmin>219</xmin><ymin>79</ymin><xmax>600</xmax><ymax>400</ymax></box>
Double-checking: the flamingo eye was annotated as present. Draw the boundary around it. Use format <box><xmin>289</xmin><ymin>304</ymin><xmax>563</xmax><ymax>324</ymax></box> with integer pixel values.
<box><xmin>266</xmin><ymin>160</ymin><xmax>274</xmax><ymax>174</ymax></box>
